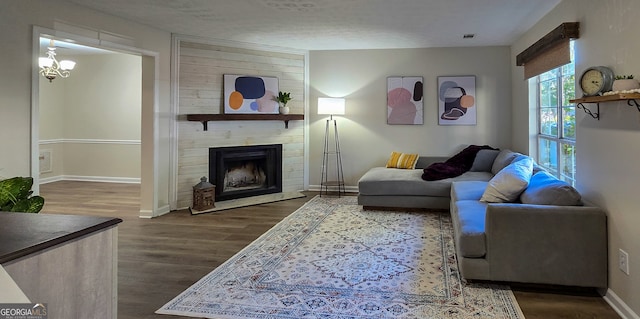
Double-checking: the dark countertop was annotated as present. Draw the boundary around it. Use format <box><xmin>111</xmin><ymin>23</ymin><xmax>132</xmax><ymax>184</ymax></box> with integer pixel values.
<box><xmin>0</xmin><ymin>213</ymin><xmax>122</xmax><ymax>264</ymax></box>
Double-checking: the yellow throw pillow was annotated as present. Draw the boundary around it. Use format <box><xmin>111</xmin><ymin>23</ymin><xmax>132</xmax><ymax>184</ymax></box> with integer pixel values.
<box><xmin>386</xmin><ymin>151</ymin><xmax>419</xmax><ymax>169</ymax></box>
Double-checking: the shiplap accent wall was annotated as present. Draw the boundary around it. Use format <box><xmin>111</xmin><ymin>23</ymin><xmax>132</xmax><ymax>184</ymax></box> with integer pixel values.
<box><xmin>176</xmin><ymin>40</ymin><xmax>306</xmax><ymax>209</ymax></box>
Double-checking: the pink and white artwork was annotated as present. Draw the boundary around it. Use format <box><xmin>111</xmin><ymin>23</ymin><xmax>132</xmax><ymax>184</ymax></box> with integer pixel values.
<box><xmin>387</xmin><ymin>76</ymin><xmax>423</xmax><ymax>125</ymax></box>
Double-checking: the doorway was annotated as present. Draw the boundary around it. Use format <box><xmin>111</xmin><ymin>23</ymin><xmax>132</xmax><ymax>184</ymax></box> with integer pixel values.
<box><xmin>37</xmin><ymin>37</ymin><xmax>141</xmax><ymax>216</ymax></box>
<box><xmin>32</xmin><ymin>26</ymin><xmax>159</xmax><ymax>217</ymax></box>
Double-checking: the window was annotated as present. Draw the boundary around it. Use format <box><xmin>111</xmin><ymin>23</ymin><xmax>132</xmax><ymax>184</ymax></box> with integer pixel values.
<box><xmin>535</xmin><ymin>41</ymin><xmax>576</xmax><ymax>185</ymax></box>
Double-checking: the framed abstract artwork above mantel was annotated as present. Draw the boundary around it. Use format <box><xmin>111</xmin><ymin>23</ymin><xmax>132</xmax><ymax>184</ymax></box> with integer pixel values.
<box><xmin>224</xmin><ymin>74</ymin><xmax>279</xmax><ymax>114</ymax></box>
<box><xmin>387</xmin><ymin>76</ymin><xmax>424</xmax><ymax>125</ymax></box>
<box><xmin>438</xmin><ymin>76</ymin><xmax>476</xmax><ymax>126</ymax></box>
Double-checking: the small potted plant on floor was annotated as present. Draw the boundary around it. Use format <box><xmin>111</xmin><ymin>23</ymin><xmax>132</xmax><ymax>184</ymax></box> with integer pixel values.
<box><xmin>612</xmin><ymin>75</ymin><xmax>640</xmax><ymax>92</ymax></box>
<box><xmin>0</xmin><ymin>176</ymin><xmax>45</xmax><ymax>213</ymax></box>
<box><xmin>274</xmin><ymin>91</ymin><xmax>292</xmax><ymax>114</ymax></box>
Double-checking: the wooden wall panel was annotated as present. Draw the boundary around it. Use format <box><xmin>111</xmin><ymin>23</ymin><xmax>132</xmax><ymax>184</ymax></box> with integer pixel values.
<box><xmin>177</xmin><ymin>41</ymin><xmax>306</xmax><ymax>209</ymax></box>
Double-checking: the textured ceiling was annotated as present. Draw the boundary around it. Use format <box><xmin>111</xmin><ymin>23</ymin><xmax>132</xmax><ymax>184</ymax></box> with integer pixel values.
<box><xmin>64</xmin><ymin>0</ymin><xmax>560</xmax><ymax>50</ymax></box>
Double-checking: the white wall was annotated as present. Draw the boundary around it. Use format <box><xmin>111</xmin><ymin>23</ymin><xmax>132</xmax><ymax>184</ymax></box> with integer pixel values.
<box><xmin>39</xmin><ymin>53</ymin><xmax>142</xmax><ymax>182</ymax></box>
<box><xmin>309</xmin><ymin>47</ymin><xmax>513</xmax><ymax>187</ymax></box>
<box><xmin>63</xmin><ymin>54</ymin><xmax>141</xmax><ymax>141</ymax></box>
<box><xmin>0</xmin><ymin>0</ymin><xmax>171</xmax><ymax>216</ymax></box>
<box><xmin>39</xmin><ymin>77</ymin><xmax>66</xmax><ymax>140</ymax></box>
<box><xmin>511</xmin><ymin>0</ymin><xmax>640</xmax><ymax>315</ymax></box>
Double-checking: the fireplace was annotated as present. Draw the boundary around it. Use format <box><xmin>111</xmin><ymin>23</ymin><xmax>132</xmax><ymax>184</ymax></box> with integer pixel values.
<box><xmin>209</xmin><ymin>144</ymin><xmax>282</xmax><ymax>201</ymax></box>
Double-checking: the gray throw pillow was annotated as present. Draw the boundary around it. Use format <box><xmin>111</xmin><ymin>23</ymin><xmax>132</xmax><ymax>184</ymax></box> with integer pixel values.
<box><xmin>490</xmin><ymin>149</ymin><xmax>521</xmax><ymax>175</ymax></box>
<box><xmin>520</xmin><ymin>171</ymin><xmax>583</xmax><ymax>206</ymax></box>
<box><xmin>470</xmin><ymin>149</ymin><xmax>500</xmax><ymax>172</ymax></box>
<box><xmin>481</xmin><ymin>157</ymin><xmax>534</xmax><ymax>203</ymax></box>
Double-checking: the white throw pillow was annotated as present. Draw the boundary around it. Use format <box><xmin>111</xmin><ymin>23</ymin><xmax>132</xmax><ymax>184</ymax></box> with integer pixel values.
<box><xmin>481</xmin><ymin>157</ymin><xmax>534</xmax><ymax>203</ymax></box>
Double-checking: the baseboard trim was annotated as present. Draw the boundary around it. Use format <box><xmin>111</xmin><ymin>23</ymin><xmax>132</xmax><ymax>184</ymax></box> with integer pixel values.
<box><xmin>40</xmin><ymin>175</ymin><xmax>141</xmax><ymax>184</ymax></box>
<box><xmin>604</xmin><ymin>289</ymin><xmax>640</xmax><ymax>319</ymax></box>
<box><xmin>139</xmin><ymin>210</ymin><xmax>153</xmax><ymax>219</ymax></box>
<box><xmin>139</xmin><ymin>205</ymin><xmax>171</xmax><ymax>218</ymax></box>
<box><xmin>39</xmin><ymin>176</ymin><xmax>64</xmax><ymax>184</ymax></box>
<box><xmin>156</xmin><ymin>205</ymin><xmax>171</xmax><ymax>217</ymax></box>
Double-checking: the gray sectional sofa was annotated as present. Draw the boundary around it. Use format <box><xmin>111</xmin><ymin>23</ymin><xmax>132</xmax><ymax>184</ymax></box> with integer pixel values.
<box><xmin>357</xmin><ymin>149</ymin><xmax>608</xmax><ymax>289</ymax></box>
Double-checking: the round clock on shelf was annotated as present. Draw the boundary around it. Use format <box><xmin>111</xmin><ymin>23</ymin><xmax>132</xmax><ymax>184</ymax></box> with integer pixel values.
<box><xmin>579</xmin><ymin>66</ymin><xmax>614</xmax><ymax>97</ymax></box>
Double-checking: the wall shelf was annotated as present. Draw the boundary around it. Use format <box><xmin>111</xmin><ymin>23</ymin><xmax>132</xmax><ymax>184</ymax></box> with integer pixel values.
<box><xmin>187</xmin><ymin>114</ymin><xmax>304</xmax><ymax>131</ymax></box>
<box><xmin>570</xmin><ymin>93</ymin><xmax>640</xmax><ymax>120</ymax></box>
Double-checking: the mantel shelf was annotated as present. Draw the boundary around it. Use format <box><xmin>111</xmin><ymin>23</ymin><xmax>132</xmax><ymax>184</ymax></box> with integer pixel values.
<box><xmin>187</xmin><ymin>114</ymin><xmax>304</xmax><ymax>131</ymax></box>
<box><xmin>569</xmin><ymin>93</ymin><xmax>640</xmax><ymax>120</ymax></box>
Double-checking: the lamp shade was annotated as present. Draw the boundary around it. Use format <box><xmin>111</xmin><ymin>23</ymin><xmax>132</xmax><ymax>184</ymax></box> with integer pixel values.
<box><xmin>39</xmin><ymin>57</ymin><xmax>53</xmax><ymax>68</ymax></box>
<box><xmin>59</xmin><ymin>60</ymin><xmax>76</xmax><ymax>70</ymax></box>
<box><xmin>318</xmin><ymin>97</ymin><xmax>345</xmax><ymax>115</ymax></box>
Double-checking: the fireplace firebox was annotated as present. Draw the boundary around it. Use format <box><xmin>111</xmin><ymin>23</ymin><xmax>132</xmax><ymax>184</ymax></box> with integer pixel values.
<box><xmin>209</xmin><ymin>144</ymin><xmax>282</xmax><ymax>201</ymax></box>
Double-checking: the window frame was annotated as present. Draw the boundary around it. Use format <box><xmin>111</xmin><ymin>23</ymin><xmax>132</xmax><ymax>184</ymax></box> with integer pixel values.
<box><xmin>534</xmin><ymin>42</ymin><xmax>576</xmax><ymax>185</ymax></box>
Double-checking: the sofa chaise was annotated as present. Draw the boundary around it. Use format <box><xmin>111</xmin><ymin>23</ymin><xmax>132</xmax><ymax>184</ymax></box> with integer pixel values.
<box><xmin>357</xmin><ymin>148</ymin><xmax>608</xmax><ymax>289</ymax></box>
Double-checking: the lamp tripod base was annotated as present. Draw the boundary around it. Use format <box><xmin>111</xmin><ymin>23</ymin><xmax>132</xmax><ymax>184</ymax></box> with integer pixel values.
<box><xmin>320</xmin><ymin>117</ymin><xmax>345</xmax><ymax>197</ymax></box>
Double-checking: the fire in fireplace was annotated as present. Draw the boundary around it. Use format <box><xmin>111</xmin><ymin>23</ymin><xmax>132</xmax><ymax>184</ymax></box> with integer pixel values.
<box><xmin>209</xmin><ymin>144</ymin><xmax>282</xmax><ymax>201</ymax></box>
<box><xmin>224</xmin><ymin>160</ymin><xmax>266</xmax><ymax>191</ymax></box>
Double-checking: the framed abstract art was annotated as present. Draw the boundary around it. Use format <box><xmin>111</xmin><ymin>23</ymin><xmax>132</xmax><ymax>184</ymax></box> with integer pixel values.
<box><xmin>387</xmin><ymin>76</ymin><xmax>424</xmax><ymax>125</ymax></box>
<box><xmin>224</xmin><ymin>74</ymin><xmax>279</xmax><ymax>114</ymax></box>
<box><xmin>437</xmin><ymin>76</ymin><xmax>476</xmax><ymax>125</ymax></box>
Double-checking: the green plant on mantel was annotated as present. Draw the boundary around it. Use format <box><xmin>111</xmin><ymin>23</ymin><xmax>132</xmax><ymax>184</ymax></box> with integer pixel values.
<box><xmin>615</xmin><ymin>74</ymin><xmax>634</xmax><ymax>80</ymax></box>
<box><xmin>274</xmin><ymin>91</ymin><xmax>292</xmax><ymax>107</ymax></box>
<box><xmin>0</xmin><ymin>176</ymin><xmax>45</xmax><ymax>213</ymax></box>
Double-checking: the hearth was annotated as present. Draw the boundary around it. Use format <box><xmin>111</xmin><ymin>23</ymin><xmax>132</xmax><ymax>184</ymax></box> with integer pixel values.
<box><xmin>209</xmin><ymin>144</ymin><xmax>282</xmax><ymax>201</ymax></box>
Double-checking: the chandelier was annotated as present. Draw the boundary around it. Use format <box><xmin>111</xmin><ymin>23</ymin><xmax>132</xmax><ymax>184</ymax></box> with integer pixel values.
<box><xmin>39</xmin><ymin>40</ymin><xmax>76</xmax><ymax>82</ymax></box>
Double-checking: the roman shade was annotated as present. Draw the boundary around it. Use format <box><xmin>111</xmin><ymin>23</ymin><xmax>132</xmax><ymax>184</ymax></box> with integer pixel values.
<box><xmin>517</xmin><ymin>22</ymin><xmax>579</xmax><ymax>79</ymax></box>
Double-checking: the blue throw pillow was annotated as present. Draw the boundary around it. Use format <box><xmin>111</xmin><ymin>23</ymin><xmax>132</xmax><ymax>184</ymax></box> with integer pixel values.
<box><xmin>490</xmin><ymin>150</ymin><xmax>521</xmax><ymax>175</ymax></box>
<box><xmin>520</xmin><ymin>171</ymin><xmax>582</xmax><ymax>206</ymax></box>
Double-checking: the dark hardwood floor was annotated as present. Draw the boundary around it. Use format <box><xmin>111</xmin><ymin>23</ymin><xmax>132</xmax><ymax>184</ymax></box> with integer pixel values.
<box><xmin>39</xmin><ymin>181</ymin><xmax>621</xmax><ymax>319</ymax></box>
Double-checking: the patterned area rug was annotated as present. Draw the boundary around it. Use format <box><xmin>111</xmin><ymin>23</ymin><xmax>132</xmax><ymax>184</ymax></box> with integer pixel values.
<box><xmin>157</xmin><ymin>196</ymin><xmax>524</xmax><ymax>319</ymax></box>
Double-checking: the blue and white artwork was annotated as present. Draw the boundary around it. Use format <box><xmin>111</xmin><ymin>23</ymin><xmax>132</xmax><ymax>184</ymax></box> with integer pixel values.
<box><xmin>438</xmin><ymin>76</ymin><xmax>476</xmax><ymax>125</ymax></box>
<box><xmin>224</xmin><ymin>74</ymin><xmax>279</xmax><ymax>114</ymax></box>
